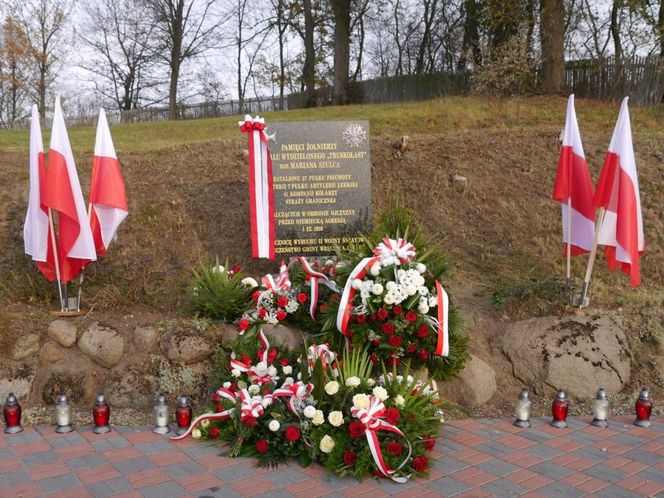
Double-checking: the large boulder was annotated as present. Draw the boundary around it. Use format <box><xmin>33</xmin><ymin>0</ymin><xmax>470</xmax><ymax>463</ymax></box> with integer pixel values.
<box><xmin>133</xmin><ymin>326</ymin><xmax>158</xmax><ymax>352</ymax></box>
<box><xmin>40</xmin><ymin>342</ymin><xmax>65</xmax><ymax>364</ymax></box>
<box><xmin>0</xmin><ymin>362</ymin><xmax>35</xmax><ymax>400</ymax></box>
<box><xmin>78</xmin><ymin>322</ymin><xmax>125</xmax><ymax>369</ymax></box>
<box><xmin>105</xmin><ymin>359</ymin><xmax>160</xmax><ymax>409</ymax></box>
<box><xmin>262</xmin><ymin>324</ymin><xmax>305</xmax><ymax>351</ymax></box>
<box><xmin>13</xmin><ymin>333</ymin><xmax>40</xmax><ymax>361</ymax></box>
<box><xmin>32</xmin><ymin>350</ymin><xmax>103</xmax><ymax>405</ymax></box>
<box><xmin>164</xmin><ymin>334</ymin><xmax>213</xmax><ymax>365</ymax></box>
<box><xmin>500</xmin><ymin>315</ymin><xmax>631</xmax><ymax>398</ymax></box>
<box><xmin>47</xmin><ymin>320</ymin><xmax>77</xmax><ymax>347</ymax></box>
<box><xmin>438</xmin><ymin>354</ymin><xmax>497</xmax><ymax>408</ymax></box>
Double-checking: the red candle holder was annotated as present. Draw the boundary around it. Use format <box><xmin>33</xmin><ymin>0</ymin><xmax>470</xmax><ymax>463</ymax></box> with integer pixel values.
<box><xmin>634</xmin><ymin>387</ymin><xmax>652</xmax><ymax>428</ymax></box>
<box><xmin>175</xmin><ymin>395</ymin><xmax>192</xmax><ymax>436</ymax></box>
<box><xmin>92</xmin><ymin>394</ymin><xmax>111</xmax><ymax>434</ymax></box>
<box><xmin>3</xmin><ymin>393</ymin><xmax>23</xmax><ymax>434</ymax></box>
<box><xmin>551</xmin><ymin>389</ymin><xmax>569</xmax><ymax>428</ymax></box>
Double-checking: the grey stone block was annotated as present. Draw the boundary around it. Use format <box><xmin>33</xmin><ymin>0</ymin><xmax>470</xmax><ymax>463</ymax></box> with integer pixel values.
<box><xmin>21</xmin><ymin>450</ymin><xmax>60</xmax><ymax>468</ymax></box>
<box><xmin>163</xmin><ymin>460</ymin><xmax>206</xmax><ymax>479</ymax></box>
<box><xmin>432</xmin><ymin>456</ymin><xmax>468</xmax><ymax>474</ymax></box>
<box><xmin>0</xmin><ymin>469</ymin><xmax>31</xmax><ymax>488</ymax></box>
<box><xmin>113</xmin><ymin>456</ymin><xmax>156</xmax><ymax>474</ymax></box>
<box><xmin>475</xmin><ymin>441</ymin><xmax>512</xmax><ymax>456</ymax></box>
<box><xmin>622</xmin><ymin>449</ymin><xmax>662</xmax><ymax>466</ymax></box>
<box><xmin>264</xmin><ymin>467</ymin><xmax>309</xmax><ymax>485</ymax></box>
<box><xmin>583</xmin><ymin>464</ymin><xmax>628</xmax><ymax>483</ymax></box>
<box><xmin>194</xmin><ymin>484</ymin><xmax>242</xmax><ymax>497</ymax></box>
<box><xmin>182</xmin><ymin>443</ymin><xmax>222</xmax><ymax>458</ymax></box>
<box><xmin>537</xmin><ymin>480</ymin><xmax>587</xmax><ymax>498</ymax></box>
<box><xmin>478</xmin><ymin>459</ymin><xmax>520</xmax><ymax>477</ymax></box>
<box><xmin>139</xmin><ymin>480</ymin><xmax>188</xmax><ymax>498</ymax></box>
<box><xmin>523</xmin><ymin>443</ymin><xmax>564</xmax><ymax>459</ymax></box>
<box><xmin>213</xmin><ymin>463</ymin><xmax>256</xmax><ymax>482</ymax></box>
<box><xmin>66</xmin><ymin>453</ymin><xmax>108</xmax><ymax>471</ymax></box>
<box><xmin>529</xmin><ymin>461</ymin><xmax>574</xmax><ymax>480</ymax></box>
<box><xmin>425</xmin><ymin>476</ymin><xmax>472</xmax><ymax>496</ymax></box>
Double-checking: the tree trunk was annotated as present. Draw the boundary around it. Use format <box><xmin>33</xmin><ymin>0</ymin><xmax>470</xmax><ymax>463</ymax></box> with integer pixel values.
<box><xmin>331</xmin><ymin>0</ymin><xmax>351</xmax><ymax>105</ymax></box>
<box><xmin>302</xmin><ymin>0</ymin><xmax>316</xmax><ymax>106</ymax></box>
<box><xmin>610</xmin><ymin>0</ymin><xmax>622</xmax><ymax>65</ymax></box>
<box><xmin>169</xmin><ymin>60</ymin><xmax>180</xmax><ymax>120</ymax></box>
<box><xmin>416</xmin><ymin>0</ymin><xmax>438</xmax><ymax>74</ymax></box>
<box><xmin>39</xmin><ymin>66</ymin><xmax>46</xmax><ymax>118</ymax></box>
<box><xmin>658</xmin><ymin>0</ymin><xmax>663</xmax><ymax>57</ymax></box>
<box><xmin>457</xmin><ymin>0</ymin><xmax>481</xmax><ymax>71</ymax></box>
<box><xmin>540</xmin><ymin>0</ymin><xmax>566</xmax><ymax>94</ymax></box>
<box><xmin>352</xmin><ymin>15</ymin><xmax>364</xmax><ymax>81</ymax></box>
<box><xmin>277</xmin><ymin>0</ymin><xmax>285</xmax><ymax>110</ymax></box>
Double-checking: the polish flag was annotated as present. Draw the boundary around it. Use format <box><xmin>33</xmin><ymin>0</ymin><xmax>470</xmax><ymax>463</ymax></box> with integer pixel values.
<box><xmin>23</xmin><ymin>105</ymin><xmax>56</xmax><ymax>280</ymax></box>
<box><xmin>89</xmin><ymin>108</ymin><xmax>127</xmax><ymax>257</ymax></box>
<box><xmin>551</xmin><ymin>95</ymin><xmax>595</xmax><ymax>255</ymax></box>
<box><xmin>43</xmin><ymin>95</ymin><xmax>97</xmax><ymax>283</ymax></box>
<box><xmin>594</xmin><ymin>97</ymin><xmax>645</xmax><ymax>287</ymax></box>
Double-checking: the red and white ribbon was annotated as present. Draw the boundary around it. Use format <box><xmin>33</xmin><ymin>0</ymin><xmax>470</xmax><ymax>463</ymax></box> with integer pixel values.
<box><xmin>240</xmin><ymin>115</ymin><xmax>275</xmax><ymax>260</ymax></box>
<box><xmin>229</xmin><ymin>330</ymin><xmax>276</xmax><ymax>385</ymax></box>
<box><xmin>298</xmin><ymin>257</ymin><xmax>338</xmax><ymax>319</ymax></box>
<box><xmin>306</xmin><ymin>343</ymin><xmax>337</xmax><ymax>373</ymax></box>
<box><xmin>373</xmin><ymin>237</ymin><xmax>416</xmax><ymax>265</ymax></box>
<box><xmin>272</xmin><ymin>381</ymin><xmax>314</xmax><ymax>416</ymax></box>
<box><xmin>238</xmin><ymin>389</ymin><xmax>264</xmax><ymax>421</ymax></box>
<box><xmin>434</xmin><ymin>281</ymin><xmax>449</xmax><ymax>357</ymax></box>
<box><xmin>171</xmin><ymin>387</ymin><xmax>237</xmax><ymax>441</ymax></box>
<box><xmin>336</xmin><ymin>256</ymin><xmax>380</xmax><ymax>337</ymax></box>
<box><xmin>261</xmin><ymin>260</ymin><xmax>291</xmax><ymax>292</ymax></box>
<box><xmin>351</xmin><ymin>396</ymin><xmax>412</xmax><ymax>482</ymax></box>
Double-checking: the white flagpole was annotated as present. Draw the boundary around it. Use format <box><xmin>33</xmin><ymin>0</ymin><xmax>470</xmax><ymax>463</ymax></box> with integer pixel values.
<box><xmin>577</xmin><ymin>208</ymin><xmax>606</xmax><ymax>307</ymax></box>
<box><xmin>47</xmin><ymin>208</ymin><xmax>64</xmax><ymax>311</ymax></box>
<box><xmin>565</xmin><ymin>196</ymin><xmax>572</xmax><ymax>300</ymax></box>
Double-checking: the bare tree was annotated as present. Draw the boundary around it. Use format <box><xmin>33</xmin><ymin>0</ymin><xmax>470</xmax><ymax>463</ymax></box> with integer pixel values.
<box><xmin>541</xmin><ymin>0</ymin><xmax>567</xmax><ymax>93</ymax></box>
<box><xmin>610</xmin><ymin>0</ymin><xmax>623</xmax><ymax>64</ymax></box>
<box><xmin>415</xmin><ymin>0</ymin><xmax>439</xmax><ymax>74</ymax></box>
<box><xmin>659</xmin><ymin>0</ymin><xmax>664</xmax><ymax>56</ymax></box>
<box><xmin>330</xmin><ymin>0</ymin><xmax>351</xmax><ymax>103</ymax></box>
<box><xmin>0</xmin><ymin>15</ymin><xmax>31</xmax><ymax>126</ymax></box>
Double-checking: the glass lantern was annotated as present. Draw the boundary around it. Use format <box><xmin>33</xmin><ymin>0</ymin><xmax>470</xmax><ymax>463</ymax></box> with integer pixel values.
<box><xmin>591</xmin><ymin>388</ymin><xmax>609</xmax><ymax>427</ymax></box>
<box><xmin>514</xmin><ymin>388</ymin><xmax>532</xmax><ymax>428</ymax></box>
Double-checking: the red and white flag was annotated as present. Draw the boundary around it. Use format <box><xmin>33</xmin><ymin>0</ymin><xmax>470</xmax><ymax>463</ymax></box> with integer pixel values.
<box><xmin>594</xmin><ymin>97</ymin><xmax>645</xmax><ymax>287</ymax></box>
<box><xmin>551</xmin><ymin>95</ymin><xmax>596</xmax><ymax>255</ymax></box>
<box><xmin>89</xmin><ymin>108</ymin><xmax>128</xmax><ymax>257</ymax></box>
<box><xmin>43</xmin><ymin>95</ymin><xmax>97</xmax><ymax>283</ymax></box>
<box><xmin>23</xmin><ymin>105</ymin><xmax>56</xmax><ymax>280</ymax></box>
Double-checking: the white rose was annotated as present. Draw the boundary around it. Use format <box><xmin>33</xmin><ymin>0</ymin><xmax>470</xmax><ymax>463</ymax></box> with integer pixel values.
<box><xmin>269</xmin><ymin>420</ymin><xmax>280</xmax><ymax>432</ymax></box>
<box><xmin>325</xmin><ymin>381</ymin><xmax>340</xmax><ymax>395</ymax></box>
<box><xmin>397</xmin><ymin>269</ymin><xmax>406</xmax><ymax>279</ymax></box>
<box><xmin>370</xmin><ymin>264</ymin><xmax>381</xmax><ymax>276</ymax></box>
<box><xmin>418</xmin><ymin>302</ymin><xmax>430</xmax><ymax>315</ymax></box>
<box><xmin>384</xmin><ymin>294</ymin><xmax>395</xmax><ymax>305</ymax></box>
<box><xmin>200</xmin><ymin>419</ymin><xmax>210</xmax><ymax>429</ymax></box>
<box><xmin>328</xmin><ymin>411</ymin><xmax>344</xmax><ymax>427</ymax></box>
<box><xmin>255</xmin><ymin>361</ymin><xmax>268</xmax><ymax>373</ymax></box>
<box><xmin>372</xmin><ymin>386</ymin><xmax>389</xmax><ymax>401</ymax></box>
<box><xmin>212</xmin><ymin>265</ymin><xmax>225</xmax><ymax>274</ymax></box>
<box><xmin>222</xmin><ymin>382</ymin><xmax>231</xmax><ymax>389</ymax></box>
<box><xmin>415</xmin><ymin>275</ymin><xmax>426</xmax><ymax>287</ymax></box>
<box><xmin>406</xmin><ymin>285</ymin><xmax>417</xmax><ymax>296</ymax></box>
<box><xmin>366</xmin><ymin>378</ymin><xmax>375</xmax><ymax>387</ymax></box>
<box><xmin>416</xmin><ymin>263</ymin><xmax>426</xmax><ymax>274</ymax></box>
<box><xmin>352</xmin><ymin>393</ymin><xmax>370</xmax><ymax>409</ymax></box>
<box><xmin>267</xmin><ymin>366</ymin><xmax>278</xmax><ymax>377</ymax></box>
<box><xmin>352</xmin><ymin>278</ymin><xmax>363</xmax><ymax>290</ymax></box>
<box><xmin>192</xmin><ymin>429</ymin><xmax>202</xmax><ymax>439</ymax></box>
<box><xmin>241</xmin><ymin>277</ymin><xmax>259</xmax><ymax>288</ymax></box>
<box><xmin>231</xmin><ymin>369</ymin><xmax>241</xmax><ymax>378</ymax></box>
<box><xmin>345</xmin><ymin>377</ymin><xmax>361</xmax><ymax>388</ymax></box>
<box><xmin>282</xmin><ymin>365</ymin><xmax>293</xmax><ymax>375</ymax></box>
<box><xmin>312</xmin><ymin>410</ymin><xmax>324</xmax><ymax>425</ymax></box>
<box><xmin>372</xmin><ymin>284</ymin><xmax>384</xmax><ymax>295</ymax></box>
<box><xmin>395</xmin><ymin>394</ymin><xmax>405</xmax><ymax>407</ymax></box>
<box><xmin>303</xmin><ymin>406</ymin><xmax>316</xmax><ymax>419</ymax></box>
<box><xmin>320</xmin><ymin>435</ymin><xmax>335</xmax><ymax>454</ymax></box>
<box><xmin>386</xmin><ymin>281</ymin><xmax>397</xmax><ymax>292</ymax></box>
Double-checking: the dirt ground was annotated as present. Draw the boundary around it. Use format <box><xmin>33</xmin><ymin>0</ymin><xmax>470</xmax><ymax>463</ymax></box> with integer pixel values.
<box><xmin>1</xmin><ymin>126</ymin><xmax>662</xmax><ymax>419</ymax></box>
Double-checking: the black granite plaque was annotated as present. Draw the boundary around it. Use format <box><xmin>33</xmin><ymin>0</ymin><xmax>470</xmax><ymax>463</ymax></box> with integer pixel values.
<box><xmin>268</xmin><ymin>120</ymin><xmax>372</xmax><ymax>255</ymax></box>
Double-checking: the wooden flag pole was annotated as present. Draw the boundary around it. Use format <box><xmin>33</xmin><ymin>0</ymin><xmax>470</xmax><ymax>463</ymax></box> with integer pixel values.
<box><xmin>47</xmin><ymin>208</ymin><xmax>64</xmax><ymax>311</ymax></box>
<box><xmin>576</xmin><ymin>208</ymin><xmax>606</xmax><ymax>307</ymax></box>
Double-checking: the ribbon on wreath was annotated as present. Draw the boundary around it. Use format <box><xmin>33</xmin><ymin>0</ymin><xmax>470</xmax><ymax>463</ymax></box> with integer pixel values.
<box><xmin>171</xmin><ymin>387</ymin><xmax>237</xmax><ymax>441</ymax></box>
<box><xmin>272</xmin><ymin>381</ymin><xmax>314</xmax><ymax>416</ymax></box>
<box><xmin>336</xmin><ymin>256</ymin><xmax>380</xmax><ymax>339</ymax></box>
<box><xmin>229</xmin><ymin>330</ymin><xmax>278</xmax><ymax>385</ymax></box>
<box><xmin>434</xmin><ymin>281</ymin><xmax>449</xmax><ymax>356</ymax></box>
<box><xmin>238</xmin><ymin>389</ymin><xmax>265</xmax><ymax>421</ymax></box>
<box><xmin>240</xmin><ymin>115</ymin><xmax>275</xmax><ymax>260</ymax></box>
<box><xmin>261</xmin><ymin>260</ymin><xmax>291</xmax><ymax>292</ymax></box>
<box><xmin>306</xmin><ymin>343</ymin><xmax>337</xmax><ymax>372</ymax></box>
<box><xmin>373</xmin><ymin>237</ymin><xmax>416</xmax><ymax>265</ymax></box>
<box><xmin>351</xmin><ymin>395</ymin><xmax>413</xmax><ymax>483</ymax></box>
<box><xmin>297</xmin><ymin>257</ymin><xmax>339</xmax><ymax>319</ymax></box>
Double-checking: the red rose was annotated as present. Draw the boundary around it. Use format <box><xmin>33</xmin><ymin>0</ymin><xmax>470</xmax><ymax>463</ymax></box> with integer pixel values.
<box><xmin>356</xmin><ymin>314</ymin><xmax>366</xmax><ymax>324</ymax></box>
<box><xmin>387</xmin><ymin>356</ymin><xmax>401</xmax><ymax>368</ymax></box>
<box><xmin>377</xmin><ymin>308</ymin><xmax>389</xmax><ymax>320</ymax></box>
<box><xmin>277</xmin><ymin>296</ymin><xmax>289</xmax><ymax>308</ymax></box>
<box><xmin>279</xmin><ymin>358</ymin><xmax>289</xmax><ymax>366</ymax></box>
<box><xmin>348</xmin><ymin>421</ymin><xmax>365</xmax><ymax>438</ymax></box>
<box><xmin>297</xmin><ymin>292</ymin><xmax>308</xmax><ymax>303</ymax></box>
<box><xmin>238</xmin><ymin>319</ymin><xmax>250</xmax><ymax>331</ymax></box>
<box><xmin>255</xmin><ymin>439</ymin><xmax>269</xmax><ymax>453</ymax></box>
<box><xmin>392</xmin><ymin>305</ymin><xmax>403</xmax><ymax>315</ymax></box>
<box><xmin>381</xmin><ymin>323</ymin><xmax>395</xmax><ymax>335</ymax></box>
<box><xmin>405</xmin><ymin>311</ymin><xmax>418</xmax><ymax>323</ymax></box>
<box><xmin>229</xmin><ymin>382</ymin><xmax>238</xmax><ymax>392</ymax></box>
<box><xmin>231</xmin><ymin>265</ymin><xmax>242</xmax><ymax>273</ymax></box>
<box><xmin>276</xmin><ymin>310</ymin><xmax>287</xmax><ymax>321</ymax></box>
<box><xmin>369</xmin><ymin>354</ymin><xmax>379</xmax><ymax>363</ymax></box>
<box><xmin>267</xmin><ymin>348</ymin><xmax>278</xmax><ymax>363</ymax></box>
<box><xmin>243</xmin><ymin>416</ymin><xmax>256</xmax><ymax>427</ymax></box>
<box><xmin>417</xmin><ymin>325</ymin><xmax>429</xmax><ymax>338</ymax></box>
<box><xmin>387</xmin><ymin>442</ymin><xmax>403</xmax><ymax>456</ymax></box>
<box><xmin>388</xmin><ymin>335</ymin><xmax>403</xmax><ymax>348</ymax></box>
<box><xmin>241</xmin><ymin>354</ymin><xmax>253</xmax><ymax>365</ymax></box>
<box><xmin>408</xmin><ymin>343</ymin><xmax>417</xmax><ymax>353</ymax></box>
<box><xmin>343</xmin><ymin>450</ymin><xmax>357</xmax><ymax>466</ymax></box>
<box><xmin>262</xmin><ymin>388</ymin><xmax>272</xmax><ymax>396</ymax></box>
<box><xmin>284</xmin><ymin>426</ymin><xmax>301</xmax><ymax>442</ymax></box>
<box><xmin>385</xmin><ymin>407</ymin><xmax>401</xmax><ymax>425</ymax></box>
<box><xmin>423</xmin><ymin>436</ymin><xmax>436</xmax><ymax>452</ymax></box>
<box><xmin>214</xmin><ymin>403</ymin><xmax>224</xmax><ymax>413</ymax></box>
<box><xmin>412</xmin><ymin>455</ymin><xmax>428</xmax><ymax>472</ymax></box>
<box><xmin>209</xmin><ymin>427</ymin><xmax>220</xmax><ymax>439</ymax></box>
<box><xmin>252</xmin><ymin>291</ymin><xmax>262</xmax><ymax>302</ymax></box>
<box><xmin>372</xmin><ymin>338</ymin><xmax>381</xmax><ymax>346</ymax></box>
<box><xmin>258</xmin><ymin>308</ymin><xmax>267</xmax><ymax>318</ymax></box>
<box><xmin>417</xmin><ymin>350</ymin><xmax>429</xmax><ymax>361</ymax></box>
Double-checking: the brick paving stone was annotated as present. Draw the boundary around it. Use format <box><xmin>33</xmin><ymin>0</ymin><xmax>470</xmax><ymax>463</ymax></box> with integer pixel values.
<box><xmin>523</xmin><ymin>443</ymin><xmax>564</xmax><ymax>460</ymax></box>
<box><xmin>213</xmin><ymin>462</ymin><xmax>257</xmax><ymax>482</ymax></box>
<box><xmin>264</xmin><ymin>467</ymin><xmax>310</xmax><ymax>485</ymax></box>
<box><xmin>163</xmin><ymin>460</ymin><xmax>206</xmax><ymax>479</ymax></box>
<box><xmin>66</xmin><ymin>453</ymin><xmax>108</xmax><ymax>471</ymax></box>
<box><xmin>528</xmin><ymin>461</ymin><xmax>574</xmax><ymax>480</ymax></box>
<box><xmin>148</xmin><ymin>449</ymin><xmax>190</xmax><ymax>467</ymax></box>
<box><xmin>193</xmin><ymin>486</ymin><xmax>242</xmax><ymax>498</ymax></box>
<box><xmin>477</xmin><ymin>458</ymin><xmax>519</xmax><ymax>478</ymax></box>
<box><xmin>432</xmin><ymin>455</ymin><xmax>468</xmax><ymax>474</ymax></box>
<box><xmin>425</xmin><ymin>475</ymin><xmax>472</xmax><ymax>495</ymax></box>
<box><xmin>537</xmin><ymin>480</ymin><xmax>587</xmax><ymax>497</ymax></box>
<box><xmin>113</xmin><ymin>456</ymin><xmax>157</xmax><ymax>475</ymax></box>
<box><xmin>36</xmin><ymin>473</ymin><xmax>83</xmax><ymax>494</ymax></box>
<box><xmin>124</xmin><ymin>468</ymin><xmax>170</xmax><ymax>488</ymax></box>
<box><xmin>583</xmin><ymin>463</ymin><xmax>629</xmax><ymax>483</ymax></box>
<box><xmin>138</xmin><ymin>480</ymin><xmax>188</xmax><ymax>497</ymax></box>
<box><xmin>76</xmin><ymin>463</ymin><xmax>121</xmax><ymax>485</ymax></box>
<box><xmin>29</xmin><ymin>460</ymin><xmax>71</xmax><ymax>480</ymax></box>
<box><xmin>175</xmin><ymin>471</ymin><xmax>224</xmax><ymax>493</ymax></box>
<box><xmin>230</xmin><ymin>474</ymin><xmax>277</xmax><ymax>496</ymax></box>
<box><xmin>0</xmin><ymin>481</ymin><xmax>41</xmax><ymax>498</ymax></box>
<box><xmin>575</xmin><ymin>477</ymin><xmax>611</xmax><ymax>493</ymax></box>
<box><xmin>0</xmin><ymin>468</ymin><xmax>31</xmax><ymax>488</ymax></box>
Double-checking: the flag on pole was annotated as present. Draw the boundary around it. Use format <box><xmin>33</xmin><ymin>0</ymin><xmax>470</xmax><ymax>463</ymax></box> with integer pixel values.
<box><xmin>23</xmin><ymin>105</ymin><xmax>56</xmax><ymax>280</ymax></box>
<box><xmin>594</xmin><ymin>97</ymin><xmax>645</xmax><ymax>287</ymax></box>
<box><xmin>89</xmin><ymin>108</ymin><xmax>128</xmax><ymax>257</ymax></box>
<box><xmin>551</xmin><ymin>95</ymin><xmax>596</xmax><ymax>255</ymax></box>
<box><xmin>43</xmin><ymin>95</ymin><xmax>97</xmax><ymax>283</ymax></box>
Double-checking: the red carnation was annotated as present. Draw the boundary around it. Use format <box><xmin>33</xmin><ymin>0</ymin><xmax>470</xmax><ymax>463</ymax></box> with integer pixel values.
<box><xmin>231</xmin><ymin>265</ymin><xmax>242</xmax><ymax>273</ymax></box>
<box><xmin>388</xmin><ymin>335</ymin><xmax>403</xmax><ymax>348</ymax></box>
<box><xmin>297</xmin><ymin>292</ymin><xmax>308</xmax><ymax>303</ymax></box>
<box><xmin>214</xmin><ymin>403</ymin><xmax>224</xmax><ymax>413</ymax></box>
<box><xmin>369</xmin><ymin>354</ymin><xmax>379</xmax><ymax>363</ymax></box>
<box><xmin>372</xmin><ymin>338</ymin><xmax>381</xmax><ymax>346</ymax></box>
<box><xmin>258</xmin><ymin>308</ymin><xmax>267</xmax><ymax>318</ymax></box>
<box><xmin>277</xmin><ymin>296</ymin><xmax>289</xmax><ymax>308</ymax></box>
<box><xmin>417</xmin><ymin>349</ymin><xmax>429</xmax><ymax>361</ymax></box>
<box><xmin>385</xmin><ymin>407</ymin><xmax>401</xmax><ymax>425</ymax></box>
<box><xmin>387</xmin><ymin>356</ymin><xmax>401</xmax><ymax>368</ymax></box>
<box><xmin>343</xmin><ymin>450</ymin><xmax>357</xmax><ymax>466</ymax></box>
<box><xmin>276</xmin><ymin>310</ymin><xmax>287</xmax><ymax>321</ymax></box>
<box><xmin>267</xmin><ymin>348</ymin><xmax>278</xmax><ymax>363</ymax></box>
<box><xmin>417</xmin><ymin>325</ymin><xmax>429</xmax><ymax>338</ymax></box>
<box><xmin>381</xmin><ymin>323</ymin><xmax>395</xmax><ymax>335</ymax></box>
<box><xmin>348</xmin><ymin>421</ymin><xmax>365</xmax><ymax>438</ymax></box>
<box><xmin>209</xmin><ymin>427</ymin><xmax>220</xmax><ymax>439</ymax></box>
<box><xmin>392</xmin><ymin>305</ymin><xmax>403</xmax><ymax>316</ymax></box>
<box><xmin>405</xmin><ymin>311</ymin><xmax>418</xmax><ymax>323</ymax></box>
<box><xmin>387</xmin><ymin>442</ymin><xmax>403</xmax><ymax>456</ymax></box>
<box><xmin>377</xmin><ymin>308</ymin><xmax>389</xmax><ymax>320</ymax></box>
<box><xmin>238</xmin><ymin>319</ymin><xmax>250</xmax><ymax>331</ymax></box>
<box><xmin>356</xmin><ymin>314</ymin><xmax>366</xmax><ymax>324</ymax></box>
<box><xmin>241</xmin><ymin>354</ymin><xmax>253</xmax><ymax>365</ymax></box>
<box><xmin>255</xmin><ymin>439</ymin><xmax>269</xmax><ymax>453</ymax></box>
<box><xmin>279</xmin><ymin>358</ymin><xmax>289</xmax><ymax>366</ymax></box>
<box><xmin>229</xmin><ymin>382</ymin><xmax>238</xmax><ymax>392</ymax></box>
<box><xmin>252</xmin><ymin>291</ymin><xmax>262</xmax><ymax>302</ymax></box>
<box><xmin>423</xmin><ymin>436</ymin><xmax>436</xmax><ymax>452</ymax></box>
<box><xmin>284</xmin><ymin>426</ymin><xmax>301</xmax><ymax>442</ymax></box>
<box><xmin>242</xmin><ymin>416</ymin><xmax>256</xmax><ymax>427</ymax></box>
<box><xmin>412</xmin><ymin>455</ymin><xmax>429</xmax><ymax>472</ymax></box>
<box><xmin>408</xmin><ymin>343</ymin><xmax>417</xmax><ymax>353</ymax></box>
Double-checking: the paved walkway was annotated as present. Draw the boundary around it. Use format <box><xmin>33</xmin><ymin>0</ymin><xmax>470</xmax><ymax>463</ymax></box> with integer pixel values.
<box><xmin>1</xmin><ymin>416</ymin><xmax>663</xmax><ymax>497</ymax></box>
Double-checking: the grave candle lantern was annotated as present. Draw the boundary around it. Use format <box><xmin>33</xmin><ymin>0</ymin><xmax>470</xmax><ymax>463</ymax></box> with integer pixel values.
<box><xmin>514</xmin><ymin>388</ymin><xmax>532</xmax><ymax>428</ymax></box>
<box><xmin>3</xmin><ymin>393</ymin><xmax>23</xmax><ymax>434</ymax></box>
<box><xmin>634</xmin><ymin>387</ymin><xmax>652</xmax><ymax>428</ymax></box>
<box><xmin>175</xmin><ymin>395</ymin><xmax>192</xmax><ymax>436</ymax></box>
<box><xmin>153</xmin><ymin>393</ymin><xmax>171</xmax><ymax>434</ymax></box>
<box><xmin>92</xmin><ymin>394</ymin><xmax>111</xmax><ymax>434</ymax></box>
<box><xmin>551</xmin><ymin>389</ymin><xmax>569</xmax><ymax>428</ymax></box>
<box><xmin>591</xmin><ymin>388</ymin><xmax>609</xmax><ymax>427</ymax></box>
<box><xmin>55</xmin><ymin>393</ymin><xmax>74</xmax><ymax>434</ymax></box>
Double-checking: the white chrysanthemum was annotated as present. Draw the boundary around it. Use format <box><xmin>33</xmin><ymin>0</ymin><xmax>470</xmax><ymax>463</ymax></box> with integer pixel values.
<box><xmin>282</xmin><ymin>365</ymin><xmax>293</xmax><ymax>375</ymax></box>
<box><xmin>320</xmin><ymin>435</ymin><xmax>335</xmax><ymax>453</ymax></box>
<box><xmin>248</xmin><ymin>385</ymin><xmax>260</xmax><ymax>395</ymax></box>
<box><xmin>241</xmin><ymin>277</ymin><xmax>258</xmax><ymax>288</ymax></box>
<box><xmin>428</xmin><ymin>296</ymin><xmax>438</xmax><ymax>307</ymax></box>
<box><xmin>328</xmin><ymin>411</ymin><xmax>344</xmax><ymax>427</ymax></box>
<box><xmin>406</xmin><ymin>285</ymin><xmax>417</xmax><ymax>296</ymax></box>
<box><xmin>418</xmin><ymin>286</ymin><xmax>429</xmax><ymax>296</ymax></box>
<box><xmin>418</xmin><ymin>302</ymin><xmax>430</xmax><ymax>315</ymax></box>
<box><xmin>397</xmin><ymin>269</ymin><xmax>406</xmax><ymax>279</ymax></box>
<box><xmin>416</xmin><ymin>263</ymin><xmax>426</xmax><ymax>274</ymax></box>
<box><xmin>303</xmin><ymin>406</ymin><xmax>316</xmax><ymax>419</ymax></box>
<box><xmin>352</xmin><ymin>278</ymin><xmax>363</xmax><ymax>290</ymax></box>
<box><xmin>345</xmin><ymin>377</ymin><xmax>361</xmax><ymax>388</ymax></box>
<box><xmin>386</xmin><ymin>281</ymin><xmax>397</xmax><ymax>292</ymax></box>
<box><xmin>211</xmin><ymin>265</ymin><xmax>225</xmax><ymax>274</ymax></box>
<box><xmin>192</xmin><ymin>429</ymin><xmax>202</xmax><ymax>439</ymax></box>
<box><xmin>231</xmin><ymin>369</ymin><xmax>241</xmax><ymax>378</ymax></box>
<box><xmin>325</xmin><ymin>381</ymin><xmax>340</xmax><ymax>395</ymax></box>
<box><xmin>384</xmin><ymin>293</ymin><xmax>395</xmax><ymax>305</ymax></box>
<box><xmin>372</xmin><ymin>386</ymin><xmax>389</xmax><ymax>401</ymax></box>
<box><xmin>372</xmin><ymin>284</ymin><xmax>384</xmax><ymax>295</ymax></box>
<box><xmin>366</xmin><ymin>378</ymin><xmax>375</xmax><ymax>387</ymax></box>
<box><xmin>414</xmin><ymin>275</ymin><xmax>426</xmax><ymax>287</ymax></box>
<box><xmin>269</xmin><ymin>419</ymin><xmax>280</xmax><ymax>432</ymax></box>
<box><xmin>395</xmin><ymin>394</ymin><xmax>405</xmax><ymax>407</ymax></box>
<box><xmin>352</xmin><ymin>393</ymin><xmax>370</xmax><ymax>409</ymax></box>
<box><xmin>200</xmin><ymin>419</ymin><xmax>210</xmax><ymax>428</ymax></box>
<box><xmin>312</xmin><ymin>410</ymin><xmax>324</xmax><ymax>425</ymax></box>
<box><xmin>285</xmin><ymin>301</ymin><xmax>299</xmax><ymax>313</ymax></box>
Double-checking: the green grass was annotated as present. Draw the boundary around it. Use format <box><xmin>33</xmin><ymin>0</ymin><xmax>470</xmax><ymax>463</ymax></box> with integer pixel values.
<box><xmin>1</xmin><ymin>96</ymin><xmax>662</xmax><ymax>154</ymax></box>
